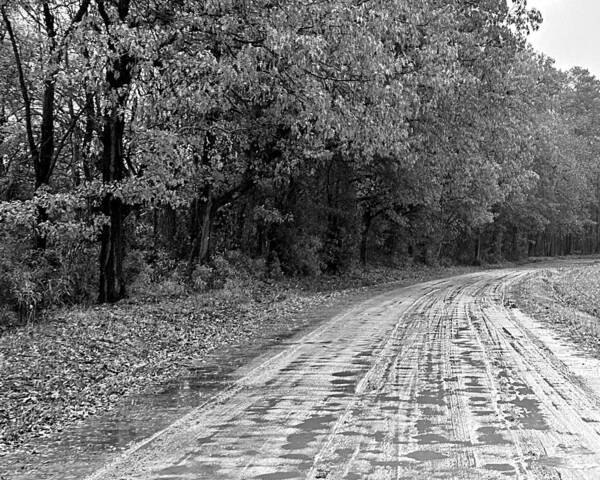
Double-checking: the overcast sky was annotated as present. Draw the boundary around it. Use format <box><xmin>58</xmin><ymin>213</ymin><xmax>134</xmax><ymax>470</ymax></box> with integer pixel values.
<box><xmin>527</xmin><ymin>0</ymin><xmax>600</xmax><ymax>78</ymax></box>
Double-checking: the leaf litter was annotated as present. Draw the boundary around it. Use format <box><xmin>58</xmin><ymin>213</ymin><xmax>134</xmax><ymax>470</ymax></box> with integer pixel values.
<box><xmin>0</xmin><ymin>264</ymin><xmax>476</xmax><ymax>456</ymax></box>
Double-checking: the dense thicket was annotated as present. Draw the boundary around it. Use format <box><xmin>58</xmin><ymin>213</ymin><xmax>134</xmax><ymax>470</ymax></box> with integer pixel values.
<box><xmin>1</xmin><ymin>0</ymin><xmax>599</xmax><ymax>315</ymax></box>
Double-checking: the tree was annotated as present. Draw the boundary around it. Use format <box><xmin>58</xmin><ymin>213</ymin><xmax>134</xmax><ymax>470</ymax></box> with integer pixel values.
<box><xmin>1</xmin><ymin>1</ymin><xmax>92</xmax><ymax>247</ymax></box>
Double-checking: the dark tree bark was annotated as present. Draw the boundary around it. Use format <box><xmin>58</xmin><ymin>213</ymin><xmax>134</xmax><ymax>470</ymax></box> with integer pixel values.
<box><xmin>97</xmin><ymin>86</ymin><xmax>131</xmax><ymax>302</ymax></box>
<box><xmin>97</xmin><ymin>102</ymin><xmax>129</xmax><ymax>302</ymax></box>
<box><xmin>188</xmin><ymin>193</ymin><xmax>215</xmax><ymax>273</ymax></box>
<box><xmin>34</xmin><ymin>77</ymin><xmax>56</xmax><ymax>249</ymax></box>
<box><xmin>187</xmin><ymin>181</ymin><xmax>252</xmax><ymax>274</ymax></box>
<box><xmin>98</xmin><ymin>196</ymin><xmax>126</xmax><ymax>302</ymax></box>
<box><xmin>3</xmin><ymin>1</ymin><xmax>90</xmax><ymax>248</ymax></box>
<box><xmin>3</xmin><ymin>6</ymin><xmax>54</xmax><ymax>248</ymax></box>
<box><xmin>474</xmin><ymin>232</ymin><xmax>482</xmax><ymax>264</ymax></box>
<box><xmin>96</xmin><ymin>0</ymin><xmax>134</xmax><ymax>303</ymax></box>
<box><xmin>153</xmin><ymin>205</ymin><xmax>178</xmax><ymax>251</ymax></box>
<box><xmin>360</xmin><ymin>212</ymin><xmax>372</xmax><ymax>266</ymax></box>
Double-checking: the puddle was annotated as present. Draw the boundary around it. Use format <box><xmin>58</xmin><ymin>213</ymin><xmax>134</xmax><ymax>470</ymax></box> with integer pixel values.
<box><xmin>413</xmin><ymin>433</ymin><xmax>449</xmax><ymax>444</ymax></box>
<box><xmin>252</xmin><ymin>471</ymin><xmax>303</xmax><ymax>480</ymax></box>
<box><xmin>528</xmin><ymin>456</ymin><xmax>564</xmax><ymax>468</ymax></box>
<box><xmin>331</xmin><ymin>370</ymin><xmax>357</xmax><ymax>378</ymax></box>
<box><xmin>503</xmin><ymin>396</ymin><xmax>549</xmax><ymax>431</ymax></box>
<box><xmin>416</xmin><ymin>390</ymin><xmax>446</xmax><ymax>407</ymax></box>
<box><xmin>474</xmin><ymin>409</ymin><xmax>496</xmax><ymax>416</ymax></box>
<box><xmin>3</xmin><ymin>294</ymin><xmax>360</xmax><ymax>479</ymax></box>
<box><xmin>295</xmin><ymin>414</ymin><xmax>337</xmax><ymax>432</ymax></box>
<box><xmin>281</xmin><ymin>452</ymin><xmax>311</xmax><ymax>461</ymax></box>
<box><xmin>420</xmin><ymin>407</ymin><xmax>439</xmax><ymax>416</ymax></box>
<box><xmin>283</xmin><ymin>414</ymin><xmax>337</xmax><ymax>451</ymax></box>
<box><xmin>484</xmin><ymin>463</ymin><xmax>515</xmax><ymax>473</ymax></box>
<box><xmin>477</xmin><ymin>427</ymin><xmax>511</xmax><ymax>445</ymax></box>
<box><xmin>372</xmin><ymin>459</ymin><xmax>413</xmax><ymax>469</ymax></box>
<box><xmin>334</xmin><ymin>447</ymin><xmax>354</xmax><ymax>456</ymax></box>
<box><xmin>405</xmin><ymin>450</ymin><xmax>448</xmax><ymax>461</ymax></box>
<box><xmin>415</xmin><ymin>419</ymin><xmax>433</xmax><ymax>433</ymax></box>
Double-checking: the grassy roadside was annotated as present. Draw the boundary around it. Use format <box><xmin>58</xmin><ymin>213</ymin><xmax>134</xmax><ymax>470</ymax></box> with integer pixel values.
<box><xmin>0</xmin><ymin>263</ymin><xmax>479</xmax><ymax>455</ymax></box>
<box><xmin>510</xmin><ymin>261</ymin><xmax>600</xmax><ymax>354</ymax></box>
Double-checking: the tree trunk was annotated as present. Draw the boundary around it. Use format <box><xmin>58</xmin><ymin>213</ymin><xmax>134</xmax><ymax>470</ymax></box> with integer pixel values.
<box><xmin>33</xmin><ymin>79</ymin><xmax>56</xmax><ymax>250</ymax></box>
<box><xmin>474</xmin><ymin>232</ymin><xmax>481</xmax><ymax>264</ymax></box>
<box><xmin>528</xmin><ymin>237</ymin><xmax>534</xmax><ymax>257</ymax></box>
<box><xmin>153</xmin><ymin>205</ymin><xmax>177</xmax><ymax>251</ymax></box>
<box><xmin>36</xmin><ymin>80</ymin><xmax>55</xmax><ymax>188</ymax></box>
<box><xmin>98</xmin><ymin>108</ymin><xmax>128</xmax><ymax>302</ymax></box>
<box><xmin>511</xmin><ymin>227</ymin><xmax>519</xmax><ymax>260</ymax></box>
<box><xmin>360</xmin><ymin>213</ymin><xmax>372</xmax><ymax>266</ymax></box>
<box><xmin>187</xmin><ymin>194</ymin><xmax>215</xmax><ymax>274</ymax></box>
<box><xmin>97</xmin><ymin>88</ymin><xmax>130</xmax><ymax>302</ymax></box>
<box><xmin>98</xmin><ymin>196</ymin><xmax>126</xmax><ymax>302</ymax></box>
<box><xmin>596</xmin><ymin>180</ymin><xmax>600</xmax><ymax>253</ymax></box>
<box><xmin>494</xmin><ymin>230</ymin><xmax>503</xmax><ymax>259</ymax></box>
<box><xmin>186</xmin><ymin>180</ymin><xmax>252</xmax><ymax>273</ymax></box>
<box><xmin>34</xmin><ymin>207</ymin><xmax>49</xmax><ymax>250</ymax></box>
<box><xmin>94</xmin><ymin>0</ymin><xmax>133</xmax><ymax>303</ymax></box>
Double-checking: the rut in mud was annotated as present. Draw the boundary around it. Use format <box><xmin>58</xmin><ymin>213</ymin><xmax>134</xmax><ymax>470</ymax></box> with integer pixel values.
<box><xmin>4</xmin><ymin>267</ymin><xmax>597</xmax><ymax>480</ymax></box>
<box><xmin>74</xmin><ymin>268</ymin><xmax>600</xmax><ymax>480</ymax></box>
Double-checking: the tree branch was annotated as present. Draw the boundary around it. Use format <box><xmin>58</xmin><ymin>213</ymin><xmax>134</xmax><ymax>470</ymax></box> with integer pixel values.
<box><xmin>2</xmin><ymin>6</ymin><xmax>38</xmax><ymax>163</ymax></box>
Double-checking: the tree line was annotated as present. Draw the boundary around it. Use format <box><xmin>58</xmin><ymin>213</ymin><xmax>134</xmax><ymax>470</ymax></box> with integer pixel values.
<box><xmin>0</xmin><ymin>0</ymin><xmax>598</xmax><ymax>313</ymax></box>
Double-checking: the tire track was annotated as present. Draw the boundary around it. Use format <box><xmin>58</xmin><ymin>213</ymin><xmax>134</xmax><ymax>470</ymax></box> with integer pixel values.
<box><xmin>84</xmin><ymin>269</ymin><xmax>600</xmax><ymax>480</ymax></box>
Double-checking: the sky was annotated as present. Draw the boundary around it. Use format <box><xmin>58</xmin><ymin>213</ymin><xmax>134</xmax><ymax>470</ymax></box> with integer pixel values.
<box><xmin>526</xmin><ymin>0</ymin><xmax>600</xmax><ymax>78</ymax></box>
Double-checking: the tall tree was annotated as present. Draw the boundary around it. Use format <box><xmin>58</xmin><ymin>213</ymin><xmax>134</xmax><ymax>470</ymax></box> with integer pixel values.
<box><xmin>1</xmin><ymin>1</ymin><xmax>91</xmax><ymax>247</ymax></box>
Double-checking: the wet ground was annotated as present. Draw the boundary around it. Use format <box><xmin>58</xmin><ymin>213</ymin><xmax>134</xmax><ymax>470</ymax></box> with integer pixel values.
<box><xmin>1</xmin><ymin>287</ymin><xmax>387</xmax><ymax>479</ymax></box>
<box><xmin>7</xmin><ymin>266</ymin><xmax>600</xmax><ymax>479</ymax></box>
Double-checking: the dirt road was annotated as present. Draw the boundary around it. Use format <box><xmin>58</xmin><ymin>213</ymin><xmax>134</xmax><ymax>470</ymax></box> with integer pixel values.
<box><xmin>86</xmin><ymin>268</ymin><xmax>600</xmax><ymax>480</ymax></box>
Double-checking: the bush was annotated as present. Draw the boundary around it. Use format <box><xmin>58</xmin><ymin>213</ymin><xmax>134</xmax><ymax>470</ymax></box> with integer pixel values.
<box><xmin>128</xmin><ymin>248</ymin><xmax>189</xmax><ymax>298</ymax></box>
<box><xmin>0</xmin><ymin>306</ymin><xmax>18</xmax><ymax>329</ymax></box>
<box><xmin>0</xmin><ymin>208</ymin><xmax>99</xmax><ymax>321</ymax></box>
<box><xmin>277</xmin><ymin>233</ymin><xmax>323</xmax><ymax>277</ymax></box>
<box><xmin>190</xmin><ymin>253</ymin><xmax>245</xmax><ymax>291</ymax></box>
<box><xmin>268</xmin><ymin>251</ymin><xmax>284</xmax><ymax>280</ymax></box>
<box><xmin>191</xmin><ymin>264</ymin><xmax>213</xmax><ymax>292</ymax></box>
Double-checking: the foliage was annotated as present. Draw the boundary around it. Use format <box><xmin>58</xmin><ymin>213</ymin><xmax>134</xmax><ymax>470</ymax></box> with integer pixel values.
<box><xmin>0</xmin><ymin>0</ymin><xmax>599</xmax><ymax>316</ymax></box>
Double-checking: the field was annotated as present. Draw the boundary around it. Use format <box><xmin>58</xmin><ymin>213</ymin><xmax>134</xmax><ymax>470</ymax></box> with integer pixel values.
<box><xmin>512</xmin><ymin>260</ymin><xmax>600</xmax><ymax>351</ymax></box>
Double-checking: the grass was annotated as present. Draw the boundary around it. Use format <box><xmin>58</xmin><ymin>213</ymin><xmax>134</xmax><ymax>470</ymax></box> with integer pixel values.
<box><xmin>511</xmin><ymin>260</ymin><xmax>600</xmax><ymax>355</ymax></box>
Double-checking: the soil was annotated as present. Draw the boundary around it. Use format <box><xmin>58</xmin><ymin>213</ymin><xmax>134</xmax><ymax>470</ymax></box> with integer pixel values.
<box><xmin>1</xmin><ymin>264</ymin><xmax>476</xmax><ymax>477</ymax></box>
<box><xmin>6</xmin><ymin>259</ymin><xmax>600</xmax><ymax>479</ymax></box>
<box><xmin>78</xmin><ymin>265</ymin><xmax>600</xmax><ymax>479</ymax></box>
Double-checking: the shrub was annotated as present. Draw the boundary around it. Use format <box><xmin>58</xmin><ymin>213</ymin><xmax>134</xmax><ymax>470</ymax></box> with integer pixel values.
<box><xmin>191</xmin><ymin>264</ymin><xmax>213</xmax><ymax>292</ymax></box>
<box><xmin>0</xmin><ymin>200</ymin><xmax>99</xmax><ymax>321</ymax></box>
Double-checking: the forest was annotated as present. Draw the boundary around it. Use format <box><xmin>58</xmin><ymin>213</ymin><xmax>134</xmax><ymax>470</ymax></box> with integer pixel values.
<box><xmin>1</xmin><ymin>0</ymin><xmax>600</xmax><ymax>316</ymax></box>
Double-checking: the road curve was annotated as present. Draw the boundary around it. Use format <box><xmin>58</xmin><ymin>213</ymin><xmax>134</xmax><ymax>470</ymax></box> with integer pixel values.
<box><xmin>86</xmin><ymin>269</ymin><xmax>600</xmax><ymax>480</ymax></box>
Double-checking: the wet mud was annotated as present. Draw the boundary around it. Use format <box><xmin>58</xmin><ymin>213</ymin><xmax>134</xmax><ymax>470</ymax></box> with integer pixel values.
<box><xmin>8</xmin><ymin>265</ymin><xmax>600</xmax><ymax>479</ymax></box>
<box><xmin>2</xmin><ymin>289</ymin><xmax>380</xmax><ymax>479</ymax></box>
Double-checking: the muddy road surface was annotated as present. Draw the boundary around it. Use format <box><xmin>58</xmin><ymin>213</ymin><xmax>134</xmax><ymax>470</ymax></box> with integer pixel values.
<box><xmin>81</xmin><ymin>268</ymin><xmax>600</xmax><ymax>479</ymax></box>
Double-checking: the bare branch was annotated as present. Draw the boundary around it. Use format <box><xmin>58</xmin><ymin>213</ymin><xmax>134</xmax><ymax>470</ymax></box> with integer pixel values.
<box><xmin>1</xmin><ymin>6</ymin><xmax>38</xmax><ymax>163</ymax></box>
